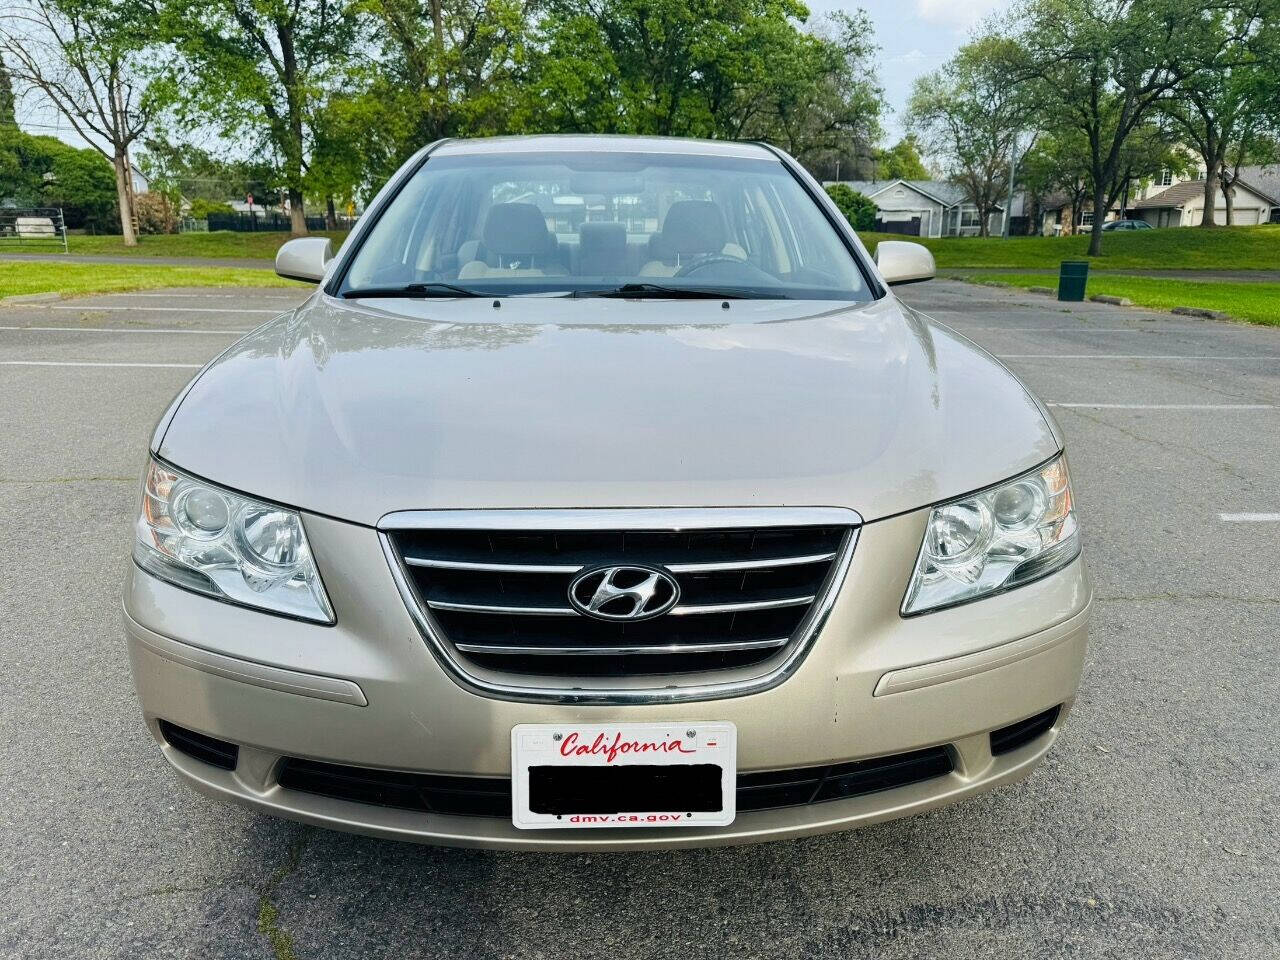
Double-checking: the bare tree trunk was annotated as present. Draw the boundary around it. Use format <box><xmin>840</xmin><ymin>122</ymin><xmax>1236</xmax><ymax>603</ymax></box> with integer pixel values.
<box><xmin>112</xmin><ymin>151</ymin><xmax>138</xmax><ymax>246</ymax></box>
<box><xmin>325</xmin><ymin>196</ymin><xmax>337</xmax><ymax>230</ymax></box>
<box><xmin>288</xmin><ymin>187</ymin><xmax>308</xmax><ymax>236</ymax></box>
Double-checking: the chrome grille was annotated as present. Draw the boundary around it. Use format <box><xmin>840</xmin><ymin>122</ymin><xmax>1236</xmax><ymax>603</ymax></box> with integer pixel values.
<box><xmin>381</xmin><ymin>509</ymin><xmax>859</xmax><ymax>702</ymax></box>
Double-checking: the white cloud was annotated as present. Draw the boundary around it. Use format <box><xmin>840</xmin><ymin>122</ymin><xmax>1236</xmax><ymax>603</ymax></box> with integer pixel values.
<box><xmin>913</xmin><ymin>0</ymin><xmax>1007</xmax><ymax>31</ymax></box>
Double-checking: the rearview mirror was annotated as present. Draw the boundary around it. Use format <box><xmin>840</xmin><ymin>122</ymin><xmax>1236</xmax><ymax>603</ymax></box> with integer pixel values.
<box><xmin>874</xmin><ymin>241</ymin><xmax>935</xmax><ymax>286</ymax></box>
<box><xmin>275</xmin><ymin>237</ymin><xmax>334</xmax><ymax>283</ymax></box>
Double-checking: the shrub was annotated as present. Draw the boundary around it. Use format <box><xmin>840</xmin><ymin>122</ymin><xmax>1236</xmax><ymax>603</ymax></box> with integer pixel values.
<box><xmin>825</xmin><ymin>184</ymin><xmax>877</xmax><ymax>232</ymax></box>
<box><xmin>136</xmin><ymin>191</ymin><xmax>180</xmax><ymax>234</ymax></box>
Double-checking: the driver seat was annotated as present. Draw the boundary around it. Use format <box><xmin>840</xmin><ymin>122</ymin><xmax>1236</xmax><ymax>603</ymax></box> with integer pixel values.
<box><xmin>640</xmin><ymin>201</ymin><xmax>746</xmax><ymax>276</ymax></box>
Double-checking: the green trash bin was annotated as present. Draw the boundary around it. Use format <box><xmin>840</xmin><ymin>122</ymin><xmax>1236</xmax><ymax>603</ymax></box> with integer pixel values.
<box><xmin>1058</xmin><ymin>261</ymin><xmax>1089</xmax><ymax>302</ymax></box>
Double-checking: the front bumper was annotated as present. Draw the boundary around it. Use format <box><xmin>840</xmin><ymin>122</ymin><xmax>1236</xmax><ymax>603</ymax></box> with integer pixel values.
<box><xmin>123</xmin><ymin>506</ymin><xmax>1091</xmax><ymax>851</ymax></box>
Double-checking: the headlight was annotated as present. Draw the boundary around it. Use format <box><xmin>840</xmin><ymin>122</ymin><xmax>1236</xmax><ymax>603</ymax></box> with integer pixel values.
<box><xmin>902</xmin><ymin>454</ymin><xmax>1080</xmax><ymax>615</ymax></box>
<box><xmin>133</xmin><ymin>458</ymin><xmax>334</xmax><ymax>623</ymax></box>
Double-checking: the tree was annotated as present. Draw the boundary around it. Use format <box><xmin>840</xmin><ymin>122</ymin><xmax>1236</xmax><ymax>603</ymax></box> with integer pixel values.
<box><xmin>4</xmin><ymin>132</ymin><xmax>117</xmax><ymax>227</ymax></box>
<box><xmin>159</xmin><ymin>0</ymin><xmax>363</xmax><ymax>235</ymax></box>
<box><xmin>0</xmin><ymin>0</ymin><xmax>160</xmax><ymax>245</ymax></box>
<box><xmin>1015</xmin><ymin>0</ymin><xmax>1194</xmax><ymax>254</ymax></box>
<box><xmin>1162</xmin><ymin>0</ymin><xmax>1280</xmax><ymax>226</ymax></box>
<box><xmin>875</xmin><ymin>135</ymin><xmax>930</xmax><ymax>180</ymax></box>
<box><xmin>825</xmin><ymin>183</ymin><xmax>876</xmax><ymax>231</ymax></box>
<box><xmin>358</xmin><ymin>0</ymin><xmax>537</xmax><ymax>170</ymax></box>
<box><xmin>529</xmin><ymin>1</ymin><xmax>882</xmax><ymax>176</ymax></box>
<box><xmin>908</xmin><ymin>35</ymin><xmax>1035</xmax><ymax>237</ymax></box>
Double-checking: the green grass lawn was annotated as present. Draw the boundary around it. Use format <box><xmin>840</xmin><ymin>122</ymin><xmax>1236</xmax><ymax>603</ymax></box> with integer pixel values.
<box><xmin>58</xmin><ymin>223</ymin><xmax>1280</xmax><ymax>271</ymax></box>
<box><xmin>65</xmin><ymin>230</ymin><xmax>350</xmax><ymax>260</ymax></box>
<box><xmin>861</xmin><ymin>225</ymin><xmax>1280</xmax><ymax>271</ymax></box>
<box><xmin>962</xmin><ymin>273</ymin><xmax>1280</xmax><ymax>326</ymax></box>
<box><xmin>0</xmin><ymin>262</ymin><xmax>307</xmax><ymax>299</ymax></box>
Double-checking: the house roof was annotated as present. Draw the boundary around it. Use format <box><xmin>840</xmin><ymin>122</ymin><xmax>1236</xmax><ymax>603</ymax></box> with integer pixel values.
<box><xmin>1136</xmin><ymin>176</ymin><xmax>1279</xmax><ymax>209</ymax></box>
<box><xmin>831</xmin><ymin>179</ymin><xmax>1001</xmax><ymax>210</ymax></box>
<box><xmin>1235</xmin><ymin>165</ymin><xmax>1280</xmax><ymax>205</ymax></box>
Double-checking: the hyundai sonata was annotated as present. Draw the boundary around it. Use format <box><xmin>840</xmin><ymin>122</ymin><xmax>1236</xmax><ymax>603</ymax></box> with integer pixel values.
<box><xmin>124</xmin><ymin>135</ymin><xmax>1090</xmax><ymax>849</ymax></box>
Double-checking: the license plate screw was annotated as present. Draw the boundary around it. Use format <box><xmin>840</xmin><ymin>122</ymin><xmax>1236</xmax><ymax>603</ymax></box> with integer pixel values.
<box><xmin>686</xmin><ymin>730</ymin><xmax>696</xmax><ymax>738</ymax></box>
<box><xmin>552</xmin><ymin>733</ymin><xmax>563</xmax><ymax>741</ymax></box>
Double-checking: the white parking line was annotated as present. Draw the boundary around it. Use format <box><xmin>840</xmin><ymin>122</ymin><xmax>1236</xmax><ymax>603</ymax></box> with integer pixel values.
<box><xmin>46</xmin><ymin>305</ymin><xmax>282</xmax><ymax>315</ymax></box>
<box><xmin>1049</xmin><ymin>403</ymin><xmax>1275</xmax><ymax>409</ymax></box>
<box><xmin>999</xmin><ymin>354</ymin><xmax>1276</xmax><ymax>360</ymax></box>
<box><xmin>87</xmin><ymin>293</ymin><xmax>303</xmax><ymax>299</ymax></box>
<box><xmin>0</xmin><ymin>360</ymin><xmax>202</xmax><ymax>368</ymax></box>
<box><xmin>1219</xmin><ymin>513</ymin><xmax>1280</xmax><ymax>522</ymax></box>
<box><xmin>0</xmin><ymin>325</ymin><xmax>246</xmax><ymax>335</ymax></box>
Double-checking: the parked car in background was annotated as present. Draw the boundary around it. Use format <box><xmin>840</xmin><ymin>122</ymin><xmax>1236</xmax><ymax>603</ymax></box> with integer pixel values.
<box><xmin>124</xmin><ymin>135</ymin><xmax>1091</xmax><ymax>850</ymax></box>
<box><xmin>1102</xmin><ymin>219</ymin><xmax>1154</xmax><ymax>231</ymax></box>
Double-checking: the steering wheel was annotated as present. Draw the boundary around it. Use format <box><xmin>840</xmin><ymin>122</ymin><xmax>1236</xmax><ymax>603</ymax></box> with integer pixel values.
<box><xmin>674</xmin><ymin>254</ymin><xmax>747</xmax><ymax>278</ymax></box>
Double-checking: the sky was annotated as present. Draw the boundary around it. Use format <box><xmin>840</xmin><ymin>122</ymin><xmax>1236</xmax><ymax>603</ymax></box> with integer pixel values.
<box><xmin>809</xmin><ymin>0</ymin><xmax>1015</xmax><ymax>139</ymax></box>
<box><xmin>19</xmin><ymin>0</ymin><xmax>1013</xmax><ymax>153</ymax></box>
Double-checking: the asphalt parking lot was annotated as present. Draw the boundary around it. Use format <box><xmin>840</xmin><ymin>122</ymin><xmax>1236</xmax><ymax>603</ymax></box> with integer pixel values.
<box><xmin>2</xmin><ymin>280</ymin><xmax>1277</xmax><ymax>959</ymax></box>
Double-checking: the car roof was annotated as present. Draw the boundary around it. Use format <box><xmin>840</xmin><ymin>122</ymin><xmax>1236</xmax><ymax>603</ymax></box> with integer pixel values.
<box><xmin>432</xmin><ymin>134</ymin><xmax>779</xmax><ymax>161</ymax></box>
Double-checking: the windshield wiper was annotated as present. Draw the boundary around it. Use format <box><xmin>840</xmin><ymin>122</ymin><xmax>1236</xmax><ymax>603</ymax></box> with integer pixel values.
<box><xmin>576</xmin><ymin>282</ymin><xmax>781</xmax><ymax>300</ymax></box>
<box><xmin>343</xmin><ymin>282</ymin><xmax>485</xmax><ymax>299</ymax></box>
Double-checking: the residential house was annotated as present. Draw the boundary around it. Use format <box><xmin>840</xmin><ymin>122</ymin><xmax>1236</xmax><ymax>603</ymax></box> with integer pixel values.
<box><xmin>1133</xmin><ymin>173</ymin><xmax>1278</xmax><ymax>227</ymax></box>
<box><xmin>827</xmin><ymin>179</ymin><xmax>1004</xmax><ymax>238</ymax></box>
<box><xmin>1129</xmin><ymin>163</ymin><xmax>1279</xmax><ymax>226</ymax></box>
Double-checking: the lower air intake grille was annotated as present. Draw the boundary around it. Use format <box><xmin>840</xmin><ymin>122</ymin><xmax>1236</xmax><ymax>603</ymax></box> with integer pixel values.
<box><xmin>275</xmin><ymin>746</ymin><xmax>954</xmax><ymax>818</ymax></box>
<box><xmin>158</xmin><ymin>720</ymin><xmax>239</xmax><ymax>770</ymax></box>
<box><xmin>990</xmin><ymin>705</ymin><xmax>1062</xmax><ymax>756</ymax></box>
<box><xmin>384</xmin><ymin>517</ymin><xmax>854</xmax><ymax>684</ymax></box>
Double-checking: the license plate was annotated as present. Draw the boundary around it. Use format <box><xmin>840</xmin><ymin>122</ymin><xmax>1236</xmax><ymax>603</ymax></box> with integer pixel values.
<box><xmin>511</xmin><ymin>722</ymin><xmax>737</xmax><ymax>829</ymax></box>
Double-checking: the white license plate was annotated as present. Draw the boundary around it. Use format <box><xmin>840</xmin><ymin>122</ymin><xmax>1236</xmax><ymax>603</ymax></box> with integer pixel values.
<box><xmin>511</xmin><ymin>722</ymin><xmax>737</xmax><ymax>830</ymax></box>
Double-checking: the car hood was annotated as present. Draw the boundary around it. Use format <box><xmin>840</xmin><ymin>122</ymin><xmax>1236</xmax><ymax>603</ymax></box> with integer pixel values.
<box><xmin>157</xmin><ymin>293</ymin><xmax>1058</xmax><ymax>527</ymax></box>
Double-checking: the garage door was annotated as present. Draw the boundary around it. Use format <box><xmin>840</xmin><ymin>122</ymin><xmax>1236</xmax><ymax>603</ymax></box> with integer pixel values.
<box><xmin>1233</xmin><ymin>208</ymin><xmax>1261</xmax><ymax>226</ymax></box>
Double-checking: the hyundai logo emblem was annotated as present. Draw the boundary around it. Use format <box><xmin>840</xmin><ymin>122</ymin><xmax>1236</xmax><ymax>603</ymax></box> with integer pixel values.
<box><xmin>568</xmin><ymin>564</ymin><xmax>681</xmax><ymax>622</ymax></box>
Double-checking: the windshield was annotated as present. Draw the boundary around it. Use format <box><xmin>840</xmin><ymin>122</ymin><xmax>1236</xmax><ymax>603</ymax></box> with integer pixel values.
<box><xmin>339</xmin><ymin>151</ymin><xmax>872</xmax><ymax>300</ymax></box>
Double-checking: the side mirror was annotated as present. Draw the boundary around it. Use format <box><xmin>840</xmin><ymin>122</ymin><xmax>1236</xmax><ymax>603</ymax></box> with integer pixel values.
<box><xmin>874</xmin><ymin>240</ymin><xmax>935</xmax><ymax>286</ymax></box>
<box><xmin>275</xmin><ymin>237</ymin><xmax>334</xmax><ymax>283</ymax></box>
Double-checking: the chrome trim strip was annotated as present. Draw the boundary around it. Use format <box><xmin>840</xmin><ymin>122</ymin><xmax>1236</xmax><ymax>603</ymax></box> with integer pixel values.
<box><xmin>454</xmin><ymin>638</ymin><xmax>790</xmax><ymax>657</ymax></box>
<box><xmin>378</xmin><ymin>506</ymin><xmax>862</xmax><ymax>532</ymax></box>
<box><xmin>403</xmin><ymin>551</ymin><xmax>837</xmax><ymax>575</ymax></box>
<box><xmin>667</xmin><ymin>552</ymin><xmax>836</xmax><ymax>573</ymax></box>
<box><xmin>378</xmin><ymin>507</ymin><xmax>860</xmax><ymax>705</ymax></box>
<box><xmin>429</xmin><ymin>600</ymin><xmax>576</xmax><ymax>616</ymax></box>
<box><xmin>669</xmin><ymin>595</ymin><xmax>815</xmax><ymax>616</ymax></box>
<box><xmin>406</xmin><ymin>557</ymin><xmax>581</xmax><ymax>574</ymax></box>
<box><xmin>429</xmin><ymin>595</ymin><xmax>815</xmax><ymax>617</ymax></box>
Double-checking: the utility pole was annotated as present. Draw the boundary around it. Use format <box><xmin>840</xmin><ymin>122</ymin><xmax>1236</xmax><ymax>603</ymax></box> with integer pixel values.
<box><xmin>1002</xmin><ymin>145</ymin><xmax>1018</xmax><ymax>238</ymax></box>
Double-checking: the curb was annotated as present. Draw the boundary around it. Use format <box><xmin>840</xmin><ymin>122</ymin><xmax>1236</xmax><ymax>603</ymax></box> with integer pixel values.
<box><xmin>1</xmin><ymin>292</ymin><xmax>62</xmax><ymax>304</ymax></box>
<box><xmin>1171</xmin><ymin>306</ymin><xmax>1232</xmax><ymax>320</ymax></box>
<box><xmin>1090</xmin><ymin>294</ymin><xmax>1133</xmax><ymax>306</ymax></box>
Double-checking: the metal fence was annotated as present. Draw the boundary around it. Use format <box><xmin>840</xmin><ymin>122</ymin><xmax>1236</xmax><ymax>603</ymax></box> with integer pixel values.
<box><xmin>0</xmin><ymin>207</ymin><xmax>68</xmax><ymax>252</ymax></box>
<box><xmin>205</xmin><ymin>211</ymin><xmax>355</xmax><ymax>233</ymax></box>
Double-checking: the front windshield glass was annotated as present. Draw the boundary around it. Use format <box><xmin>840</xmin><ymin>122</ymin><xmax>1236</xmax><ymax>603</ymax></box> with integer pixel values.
<box><xmin>340</xmin><ymin>151</ymin><xmax>871</xmax><ymax>300</ymax></box>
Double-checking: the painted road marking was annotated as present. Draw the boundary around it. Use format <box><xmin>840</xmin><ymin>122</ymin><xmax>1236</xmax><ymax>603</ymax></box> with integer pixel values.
<box><xmin>0</xmin><ymin>325</ymin><xmax>246</xmax><ymax>335</ymax></box>
<box><xmin>999</xmin><ymin>354</ymin><xmax>1278</xmax><ymax>360</ymax></box>
<box><xmin>46</xmin><ymin>305</ymin><xmax>281</xmax><ymax>315</ymax></box>
<box><xmin>1219</xmin><ymin>513</ymin><xmax>1280</xmax><ymax>522</ymax></box>
<box><xmin>0</xmin><ymin>360</ymin><xmax>202</xmax><ymax>369</ymax></box>
<box><xmin>1049</xmin><ymin>403</ymin><xmax>1274</xmax><ymax>410</ymax></box>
